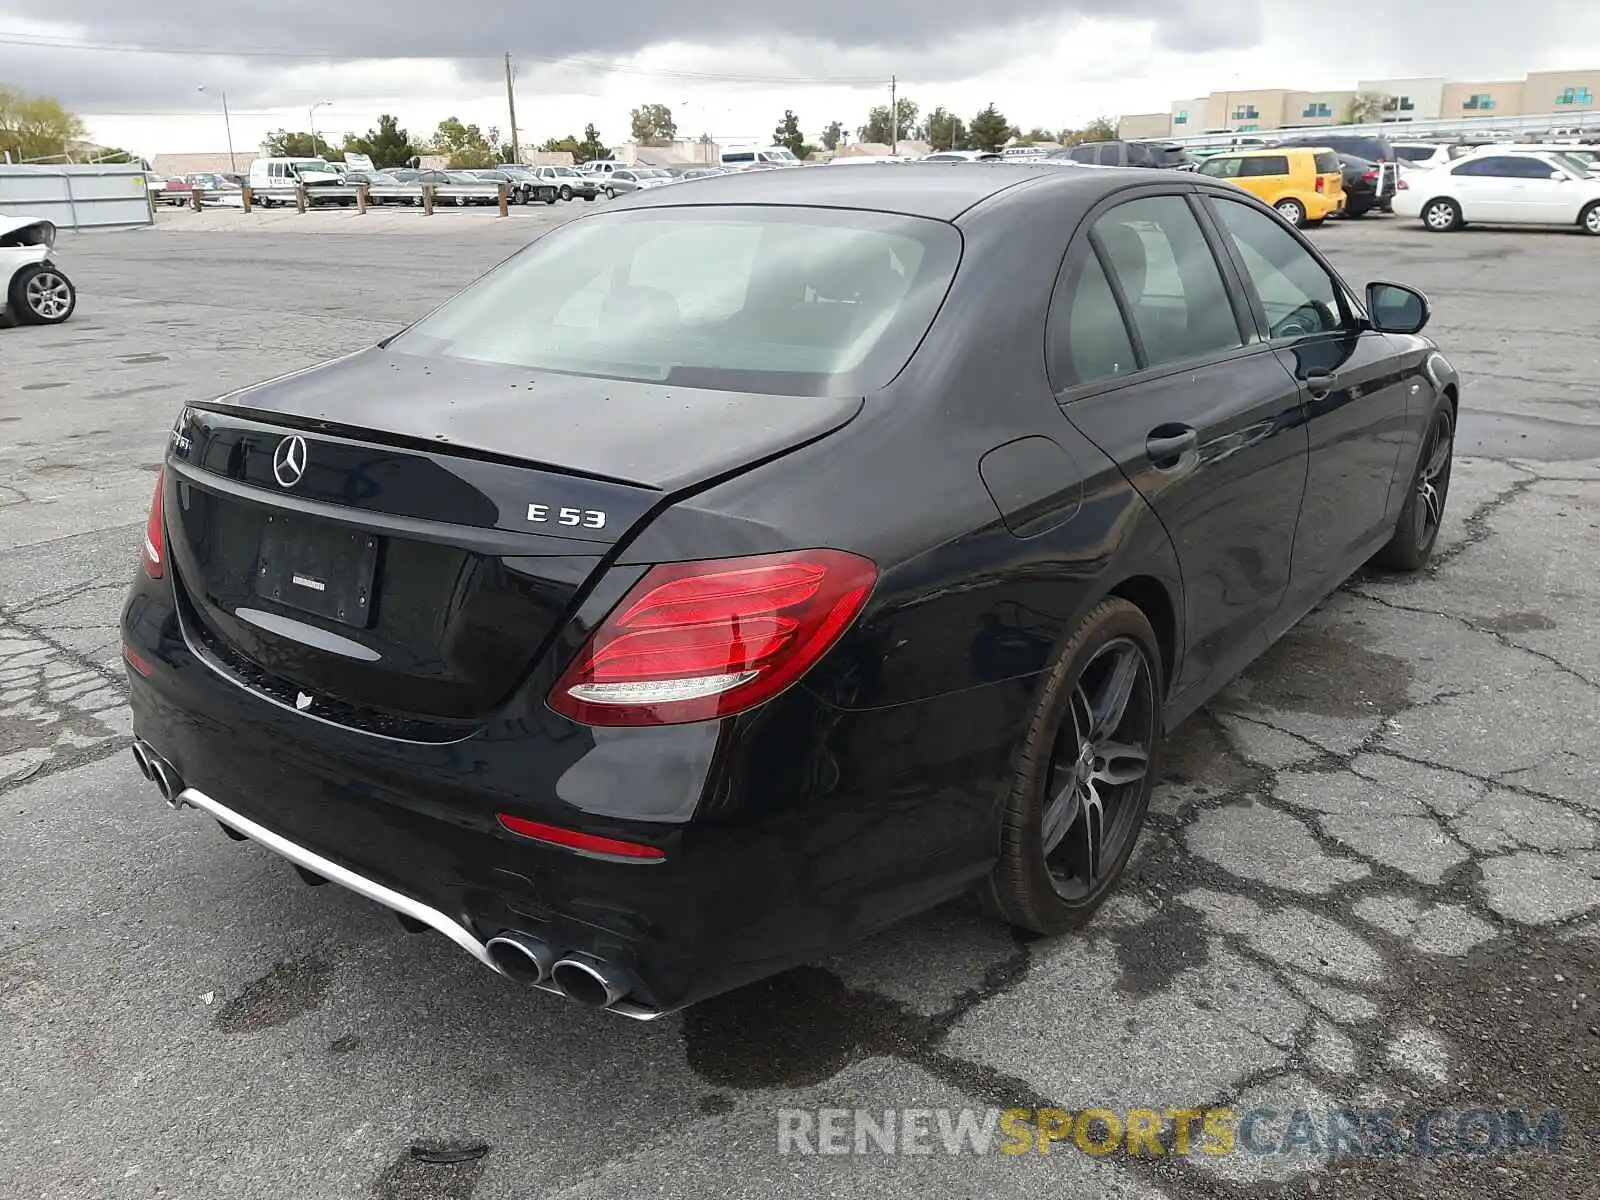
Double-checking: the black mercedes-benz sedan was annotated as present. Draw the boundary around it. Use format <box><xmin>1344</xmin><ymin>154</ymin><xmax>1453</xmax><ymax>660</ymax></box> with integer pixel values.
<box><xmin>123</xmin><ymin>164</ymin><xmax>1458</xmax><ymax>1018</ymax></box>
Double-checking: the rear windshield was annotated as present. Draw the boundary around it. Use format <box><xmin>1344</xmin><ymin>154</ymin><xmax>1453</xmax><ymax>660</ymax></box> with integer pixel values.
<box><xmin>1393</xmin><ymin>145</ymin><xmax>1439</xmax><ymax>162</ymax></box>
<box><xmin>1314</xmin><ymin>152</ymin><xmax>1341</xmax><ymax>173</ymax></box>
<box><xmin>389</xmin><ymin>206</ymin><xmax>962</xmax><ymax>396</ymax></box>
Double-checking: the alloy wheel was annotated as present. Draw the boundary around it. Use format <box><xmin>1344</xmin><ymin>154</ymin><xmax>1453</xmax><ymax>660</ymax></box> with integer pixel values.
<box><xmin>1413</xmin><ymin>408</ymin><xmax>1454</xmax><ymax>550</ymax></box>
<box><xmin>25</xmin><ymin>270</ymin><xmax>72</xmax><ymax>320</ymax></box>
<box><xmin>1040</xmin><ymin>637</ymin><xmax>1156</xmax><ymax>899</ymax></box>
<box><xmin>1585</xmin><ymin>206</ymin><xmax>1600</xmax><ymax>236</ymax></box>
<box><xmin>1425</xmin><ymin>202</ymin><xmax>1456</xmax><ymax>230</ymax></box>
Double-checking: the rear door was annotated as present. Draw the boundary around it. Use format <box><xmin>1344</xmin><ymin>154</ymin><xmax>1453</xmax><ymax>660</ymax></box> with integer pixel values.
<box><xmin>1203</xmin><ymin>193</ymin><xmax>1415</xmax><ymax>602</ymax></box>
<box><xmin>1313</xmin><ymin>151</ymin><xmax>1345</xmax><ymax>208</ymax></box>
<box><xmin>1046</xmin><ymin>186</ymin><xmax>1310</xmax><ymax>700</ymax></box>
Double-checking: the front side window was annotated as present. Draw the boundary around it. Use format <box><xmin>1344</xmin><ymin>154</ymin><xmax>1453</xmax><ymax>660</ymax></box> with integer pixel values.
<box><xmin>1199</xmin><ymin>157</ymin><xmax>1242</xmax><ymax>178</ymax></box>
<box><xmin>1091</xmin><ymin>195</ymin><xmax>1242</xmax><ymax>369</ymax></box>
<box><xmin>387</xmin><ymin>207</ymin><xmax>961</xmax><ymax>397</ymax></box>
<box><xmin>1210</xmin><ymin>197</ymin><xmax>1345</xmax><ymax>340</ymax></box>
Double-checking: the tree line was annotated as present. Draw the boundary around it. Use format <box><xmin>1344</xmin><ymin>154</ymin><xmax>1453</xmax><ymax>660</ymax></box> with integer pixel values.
<box><xmin>3</xmin><ymin>79</ymin><xmax>1124</xmax><ymax>169</ymax></box>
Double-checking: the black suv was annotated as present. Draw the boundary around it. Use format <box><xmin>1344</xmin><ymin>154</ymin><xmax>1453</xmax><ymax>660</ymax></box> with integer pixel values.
<box><xmin>1275</xmin><ymin>134</ymin><xmax>1399</xmax><ymax>206</ymax></box>
<box><xmin>1049</xmin><ymin>140</ymin><xmax>1193</xmax><ymax>169</ymax></box>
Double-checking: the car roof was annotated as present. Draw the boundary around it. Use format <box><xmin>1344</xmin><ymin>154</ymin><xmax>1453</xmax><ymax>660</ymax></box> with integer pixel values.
<box><xmin>1228</xmin><ymin>146</ymin><xmax>1327</xmax><ymax>156</ymax></box>
<box><xmin>615</xmin><ymin>162</ymin><xmax>1159</xmax><ymax>220</ymax></box>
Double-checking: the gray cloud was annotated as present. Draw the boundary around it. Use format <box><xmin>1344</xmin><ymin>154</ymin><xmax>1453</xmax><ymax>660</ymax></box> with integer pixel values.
<box><xmin>0</xmin><ymin>0</ymin><xmax>1254</xmax><ymax>110</ymax></box>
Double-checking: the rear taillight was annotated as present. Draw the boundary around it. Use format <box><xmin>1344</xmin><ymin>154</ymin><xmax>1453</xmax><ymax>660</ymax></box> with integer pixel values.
<box><xmin>1315</xmin><ymin>176</ymin><xmax>1325</xmax><ymax>192</ymax></box>
<box><xmin>1397</xmin><ymin>178</ymin><xmax>1410</xmax><ymax>190</ymax></box>
<box><xmin>1363</xmin><ymin>168</ymin><xmax>1379</xmax><ymax>182</ymax></box>
<box><xmin>142</xmin><ymin>470</ymin><xmax>166</xmax><ymax>578</ymax></box>
<box><xmin>496</xmin><ymin>813</ymin><xmax>665</xmax><ymax>861</ymax></box>
<box><xmin>547</xmin><ymin>549</ymin><xmax>877</xmax><ymax>726</ymax></box>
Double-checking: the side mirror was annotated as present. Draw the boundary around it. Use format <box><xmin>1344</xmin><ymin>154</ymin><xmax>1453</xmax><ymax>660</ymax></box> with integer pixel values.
<box><xmin>1366</xmin><ymin>281</ymin><xmax>1430</xmax><ymax>335</ymax></box>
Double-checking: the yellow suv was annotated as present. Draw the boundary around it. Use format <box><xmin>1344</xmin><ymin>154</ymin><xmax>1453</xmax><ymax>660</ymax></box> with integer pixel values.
<box><xmin>1196</xmin><ymin>147</ymin><xmax>1345</xmax><ymax>227</ymax></box>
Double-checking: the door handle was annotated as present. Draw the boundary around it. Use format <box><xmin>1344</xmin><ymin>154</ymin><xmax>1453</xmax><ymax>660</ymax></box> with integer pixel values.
<box><xmin>1146</xmin><ymin>425</ymin><xmax>1198</xmax><ymax>468</ymax></box>
<box><xmin>1300</xmin><ymin>369</ymin><xmax>1337</xmax><ymax>399</ymax></box>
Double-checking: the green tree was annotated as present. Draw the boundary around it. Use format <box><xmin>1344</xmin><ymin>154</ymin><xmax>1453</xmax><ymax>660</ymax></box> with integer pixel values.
<box><xmin>263</xmin><ymin>129</ymin><xmax>323</xmax><ymax>158</ymax></box>
<box><xmin>926</xmin><ymin>106</ymin><xmax>966</xmax><ymax>151</ymax></box>
<box><xmin>1079</xmin><ymin>116</ymin><xmax>1119</xmax><ymax>142</ymax></box>
<box><xmin>629</xmin><ymin>104</ymin><xmax>676</xmax><ymax>146</ymax></box>
<box><xmin>967</xmin><ymin>103</ymin><xmax>1010</xmax><ymax>153</ymax></box>
<box><xmin>1345</xmin><ymin>91</ymin><xmax>1390</xmax><ymax>124</ymax></box>
<box><xmin>341</xmin><ymin>114</ymin><xmax>418</xmax><ymax>168</ymax></box>
<box><xmin>89</xmin><ymin>146</ymin><xmax>140</xmax><ymax>164</ymax></box>
<box><xmin>858</xmin><ymin>97</ymin><xmax>921</xmax><ymax>146</ymax></box>
<box><xmin>820</xmin><ymin>120</ymin><xmax>844</xmax><ymax>152</ymax></box>
<box><xmin>579</xmin><ymin>123</ymin><xmax>609</xmax><ymax>162</ymax></box>
<box><xmin>0</xmin><ymin>85</ymin><xmax>86</xmax><ymax>162</ymax></box>
<box><xmin>538</xmin><ymin>124</ymin><xmax>609</xmax><ymax>164</ymax></box>
<box><xmin>431</xmin><ymin>116</ymin><xmax>499</xmax><ymax>168</ymax></box>
<box><xmin>1021</xmin><ymin>126</ymin><xmax>1054</xmax><ymax>144</ymax></box>
<box><xmin>772</xmin><ymin>109</ymin><xmax>805</xmax><ymax>157</ymax></box>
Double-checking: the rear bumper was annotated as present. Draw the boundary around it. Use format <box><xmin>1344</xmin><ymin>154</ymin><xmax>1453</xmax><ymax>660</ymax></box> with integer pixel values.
<box><xmin>122</xmin><ymin>568</ymin><xmax>1016</xmax><ymax>1013</ymax></box>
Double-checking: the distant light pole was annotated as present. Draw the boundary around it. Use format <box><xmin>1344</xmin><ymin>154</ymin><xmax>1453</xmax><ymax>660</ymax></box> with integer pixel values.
<box><xmin>309</xmin><ymin>100</ymin><xmax>332</xmax><ymax>157</ymax></box>
<box><xmin>197</xmin><ymin>86</ymin><xmax>236</xmax><ymax>173</ymax></box>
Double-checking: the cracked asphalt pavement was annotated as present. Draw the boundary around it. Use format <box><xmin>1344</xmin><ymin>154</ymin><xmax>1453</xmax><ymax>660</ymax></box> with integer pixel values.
<box><xmin>2</xmin><ymin>206</ymin><xmax>1596</xmax><ymax>1200</ymax></box>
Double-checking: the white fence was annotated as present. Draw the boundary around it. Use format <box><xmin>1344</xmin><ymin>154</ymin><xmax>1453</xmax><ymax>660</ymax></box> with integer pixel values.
<box><xmin>0</xmin><ymin>165</ymin><xmax>153</xmax><ymax>229</ymax></box>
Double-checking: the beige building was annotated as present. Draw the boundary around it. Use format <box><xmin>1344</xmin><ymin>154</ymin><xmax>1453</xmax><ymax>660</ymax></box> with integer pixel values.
<box><xmin>1439</xmin><ymin>79</ymin><xmax>1525</xmax><ymax>119</ymax></box>
<box><xmin>1117</xmin><ymin>113</ymin><xmax>1170</xmax><ymax>139</ymax></box>
<box><xmin>1129</xmin><ymin>67</ymin><xmax>1600</xmax><ymax>137</ymax></box>
<box><xmin>1524</xmin><ymin>69</ymin><xmax>1598</xmax><ymax>116</ymax></box>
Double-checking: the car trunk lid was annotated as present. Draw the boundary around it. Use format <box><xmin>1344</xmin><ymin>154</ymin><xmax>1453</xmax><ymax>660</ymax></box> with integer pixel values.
<box><xmin>165</xmin><ymin>351</ymin><xmax>861</xmax><ymax>733</ymax></box>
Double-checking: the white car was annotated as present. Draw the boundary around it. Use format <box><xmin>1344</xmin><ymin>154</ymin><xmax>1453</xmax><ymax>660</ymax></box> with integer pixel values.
<box><xmin>1391</xmin><ymin>142</ymin><xmax>1453</xmax><ymax>172</ymax></box>
<box><xmin>1393</xmin><ymin>149</ymin><xmax>1600</xmax><ymax>235</ymax></box>
<box><xmin>1</xmin><ymin>214</ymin><xmax>76</xmax><ymax>326</ymax></box>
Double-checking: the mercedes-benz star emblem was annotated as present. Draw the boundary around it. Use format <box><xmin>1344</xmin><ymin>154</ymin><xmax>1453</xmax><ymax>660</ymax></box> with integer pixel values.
<box><xmin>272</xmin><ymin>435</ymin><xmax>308</xmax><ymax>488</ymax></box>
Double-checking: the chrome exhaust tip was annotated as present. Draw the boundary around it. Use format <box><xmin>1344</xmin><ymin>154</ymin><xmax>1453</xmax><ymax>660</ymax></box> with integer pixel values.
<box><xmin>485</xmin><ymin>934</ymin><xmax>558</xmax><ymax>984</ymax></box>
<box><xmin>551</xmin><ymin>955</ymin><xmax>633</xmax><ymax>1008</ymax></box>
<box><xmin>148</xmin><ymin>758</ymin><xmax>186</xmax><ymax>809</ymax></box>
<box><xmin>130</xmin><ymin>742</ymin><xmax>154</xmax><ymax>780</ymax></box>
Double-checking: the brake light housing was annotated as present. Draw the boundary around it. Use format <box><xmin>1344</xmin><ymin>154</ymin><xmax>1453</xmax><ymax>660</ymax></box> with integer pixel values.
<box><xmin>1315</xmin><ymin>176</ymin><xmax>1325</xmax><ymax>192</ymax></box>
<box><xmin>548</xmin><ymin>549</ymin><xmax>877</xmax><ymax>727</ymax></box>
<box><xmin>142</xmin><ymin>470</ymin><xmax>166</xmax><ymax>578</ymax></box>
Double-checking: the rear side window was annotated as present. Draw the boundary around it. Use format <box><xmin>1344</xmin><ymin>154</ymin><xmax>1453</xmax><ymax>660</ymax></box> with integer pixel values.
<box><xmin>1314</xmin><ymin>152</ymin><xmax>1341</xmax><ymax>174</ymax></box>
<box><xmin>1048</xmin><ymin>253</ymin><xmax>1138</xmax><ymax>389</ymax></box>
<box><xmin>388</xmin><ymin>206</ymin><xmax>961</xmax><ymax>397</ymax></box>
<box><xmin>1239</xmin><ymin>155</ymin><xmax>1290</xmax><ymax>177</ymax></box>
<box><xmin>1096</xmin><ymin>144</ymin><xmax>1123</xmax><ymax>166</ymax></box>
<box><xmin>1199</xmin><ymin>157</ymin><xmax>1242</xmax><ymax>178</ymax></box>
<box><xmin>723</xmin><ymin>152</ymin><xmax>754</xmax><ymax>163</ymax></box>
<box><xmin>1070</xmin><ymin>145</ymin><xmax>1098</xmax><ymax>163</ymax></box>
<box><xmin>1091</xmin><ymin>195</ymin><xmax>1242</xmax><ymax>369</ymax></box>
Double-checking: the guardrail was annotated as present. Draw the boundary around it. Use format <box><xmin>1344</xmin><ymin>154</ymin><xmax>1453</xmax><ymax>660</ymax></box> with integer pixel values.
<box><xmin>1164</xmin><ymin>109</ymin><xmax>1600</xmax><ymax>151</ymax></box>
<box><xmin>168</xmin><ymin>181</ymin><xmax>565</xmax><ymax>217</ymax></box>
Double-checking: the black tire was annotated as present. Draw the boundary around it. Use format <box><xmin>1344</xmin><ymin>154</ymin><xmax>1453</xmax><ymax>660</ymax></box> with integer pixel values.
<box><xmin>604</xmin><ymin>186</ymin><xmax>616</xmax><ymax>200</ymax></box>
<box><xmin>9</xmin><ymin>262</ymin><xmax>76</xmax><ymax>325</ymax></box>
<box><xmin>545</xmin><ymin>192</ymin><xmax>557</xmax><ymax>205</ymax></box>
<box><xmin>583</xmin><ymin>193</ymin><xmax>596</xmax><ymax>201</ymax></box>
<box><xmin>559</xmin><ymin>185</ymin><xmax>573</xmax><ymax>201</ymax></box>
<box><xmin>1306</xmin><ymin>217</ymin><xmax>1326</xmax><ymax>228</ymax></box>
<box><xmin>1375</xmin><ymin>401</ymin><xmax>1454</xmax><ymax>571</ymax></box>
<box><xmin>1580</xmin><ymin>202</ymin><xmax>1600</xmax><ymax>237</ymax></box>
<box><xmin>977</xmin><ymin>597</ymin><xmax>1162</xmax><ymax>935</ymax></box>
<box><xmin>1275</xmin><ymin>198</ymin><xmax>1307</xmax><ymax>227</ymax></box>
<box><xmin>1421</xmin><ymin>197</ymin><xmax>1462</xmax><ymax>232</ymax></box>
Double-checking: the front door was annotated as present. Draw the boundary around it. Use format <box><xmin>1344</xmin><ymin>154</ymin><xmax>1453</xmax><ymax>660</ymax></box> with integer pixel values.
<box><xmin>1203</xmin><ymin>193</ymin><xmax>1416</xmax><ymax>608</ymax></box>
<box><xmin>1047</xmin><ymin>189</ymin><xmax>1310</xmax><ymax>701</ymax></box>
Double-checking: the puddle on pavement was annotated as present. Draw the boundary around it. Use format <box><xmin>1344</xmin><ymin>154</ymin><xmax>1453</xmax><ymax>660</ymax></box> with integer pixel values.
<box><xmin>1107</xmin><ymin>901</ymin><xmax>1212</xmax><ymax>999</ymax></box>
<box><xmin>213</xmin><ymin>957</ymin><xmax>333</xmax><ymax>1033</ymax></box>
<box><xmin>1231</xmin><ymin>625</ymin><xmax>1413</xmax><ymax>718</ymax></box>
<box><xmin>1158</xmin><ymin>712</ymin><xmax>1259</xmax><ymax>791</ymax></box>
<box><xmin>683</xmin><ymin>966</ymin><xmax>919</xmax><ymax>1090</ymax></box>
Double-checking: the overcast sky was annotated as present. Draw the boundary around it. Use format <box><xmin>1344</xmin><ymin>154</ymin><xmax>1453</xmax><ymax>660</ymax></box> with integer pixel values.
<box><xmin>3</xmin><ymin>3</ymin><xmax>1598</xmax><ymax>156</ymax></box>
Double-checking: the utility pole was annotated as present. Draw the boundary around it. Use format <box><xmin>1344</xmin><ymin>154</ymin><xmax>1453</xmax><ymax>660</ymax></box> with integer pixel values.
<box><xmin>504</xmin><ymin>52</ymin><xmax>521</xmax><ymax>164</ymax></box>
<box><xmin>889</xmin><ymin>75</ymin><xmax>898</xmax><ymax>154</ymax></box>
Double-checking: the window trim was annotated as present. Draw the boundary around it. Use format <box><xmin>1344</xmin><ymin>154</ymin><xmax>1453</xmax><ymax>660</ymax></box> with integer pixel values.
<box><xmin>1043</xmin><ymin>183</ymin><xmax>1267</xmax><ymax>403</ymax></box>
<box><xmin>1197</xmin><ymin>191</ymin><xmax>1365</xmax><ymax>346</ymax></box>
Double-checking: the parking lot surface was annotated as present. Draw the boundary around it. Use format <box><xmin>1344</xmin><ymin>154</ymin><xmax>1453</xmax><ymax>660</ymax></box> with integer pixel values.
<box><xmin>2</xmin><ymin>209</ymin><xmax>1597</xmax><ymax>1200</ymax></box>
